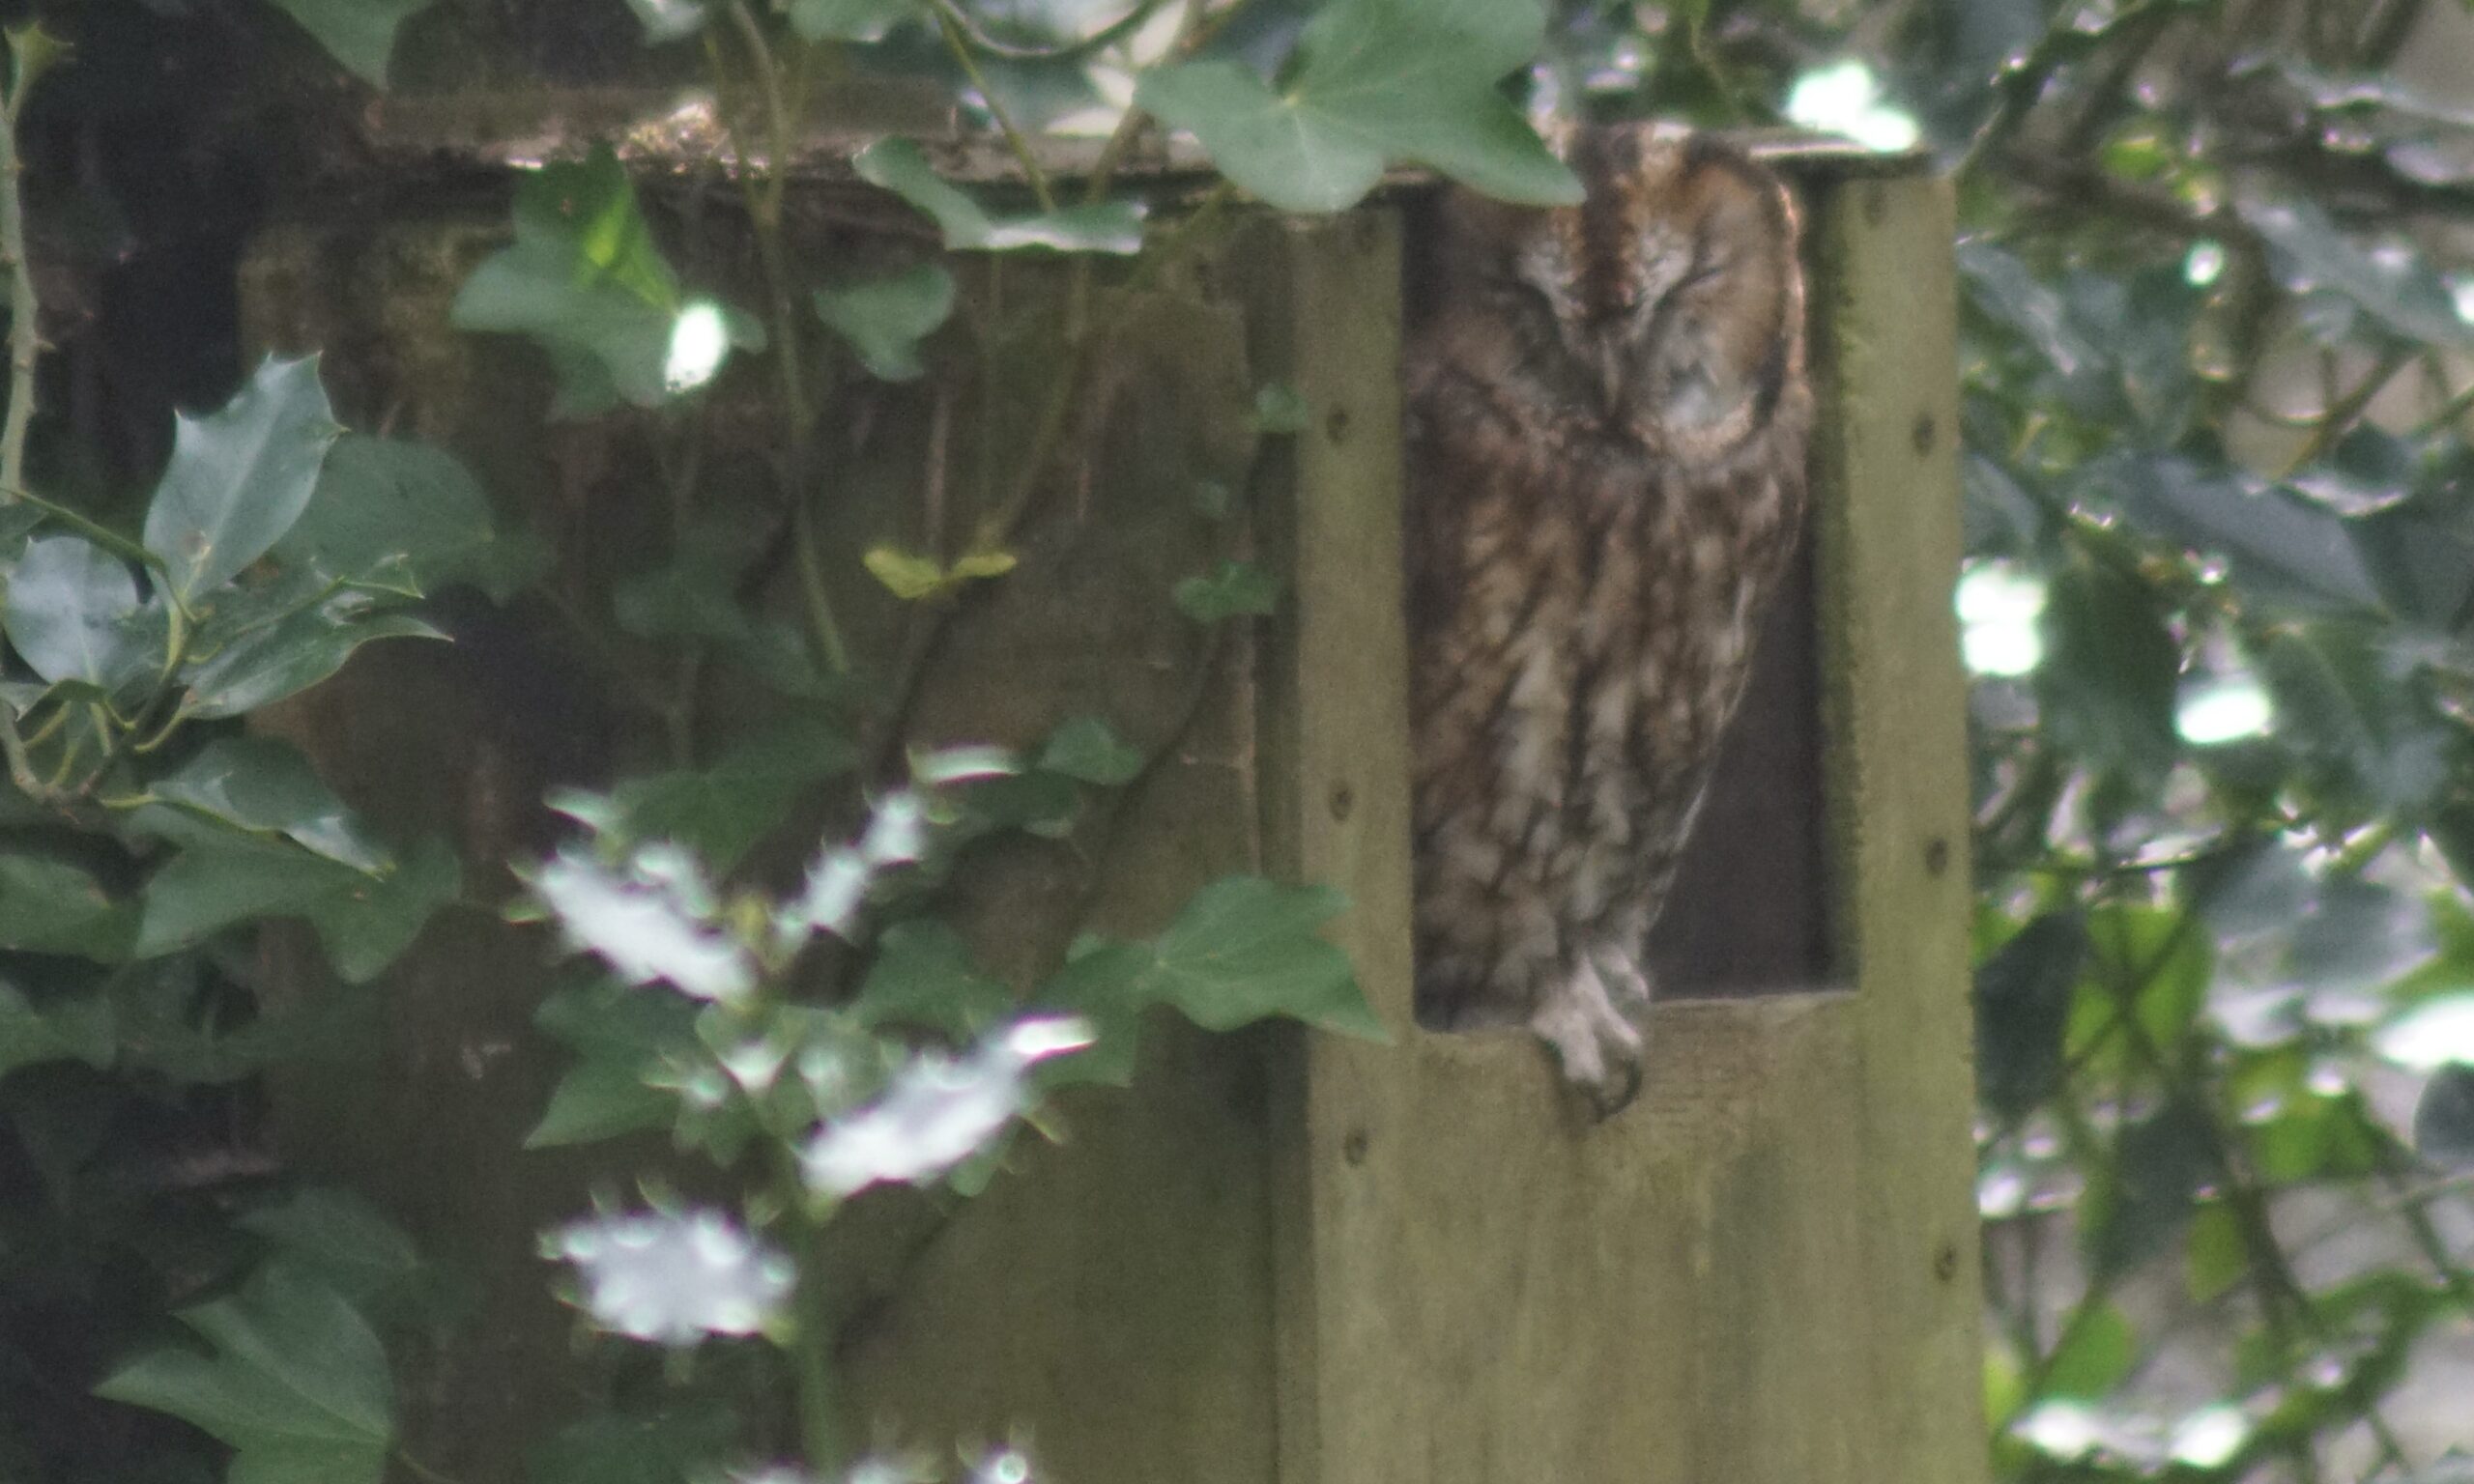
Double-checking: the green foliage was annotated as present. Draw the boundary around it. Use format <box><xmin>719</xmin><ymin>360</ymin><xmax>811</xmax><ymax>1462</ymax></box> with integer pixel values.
<box><xmin>813</xmin><ymin>265</ymin><xmax>957</xmax><ymax>382</ymax></box>
<box><xmin>853</xmin><ymin>140</ymin><xmax>1146</xmax><ymax>254</ymax></box>
<box><xmin>95</xmin><ymin>1264</ymin><xmax>395</xmax><ymax>1484</ymax></box>
<box><xmin>259</xmin><ymin>0</ymin><xmax>434</xmax><ymax>87</ymax></box>
<box><xmin>1136</xmin><ymin>0</ymin><xmax>1581</xmax><ymax>213</ymax></box>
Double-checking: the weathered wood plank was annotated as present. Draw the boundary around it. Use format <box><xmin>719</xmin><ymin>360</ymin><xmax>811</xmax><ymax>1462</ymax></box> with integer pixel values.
<box><xmin>1817</xmin><ymin>172</ymin><xmax>1987</xmax><ymax>1484</ymax></box>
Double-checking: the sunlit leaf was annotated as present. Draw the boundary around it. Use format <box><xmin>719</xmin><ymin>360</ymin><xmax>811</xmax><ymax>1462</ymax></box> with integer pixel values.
<box><xmin>863</xmin><ymin>544</ymin><xmax>1017</xmax><ymax>601</ymax></box>
<box><xmin>96</xmin><ymin>1263</ymin><xmax>393</xmax><ymax>1484</ymax></box>
<box><xmin>144</xmin><ymin>356</ymin><xmax>343</xmax><ymax>608</ymax></box>
<box><xmin>2041</xmin><ymin>1301</ymin><xmax>2135</xmax><ymax>1399</ymax></box>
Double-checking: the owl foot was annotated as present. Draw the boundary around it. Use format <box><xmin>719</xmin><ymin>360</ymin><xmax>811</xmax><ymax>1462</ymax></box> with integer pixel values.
<box><xmin>1529</xmin><ymin>956</ymin><xmax>1648</xmax><ymax>1121</ymax></box>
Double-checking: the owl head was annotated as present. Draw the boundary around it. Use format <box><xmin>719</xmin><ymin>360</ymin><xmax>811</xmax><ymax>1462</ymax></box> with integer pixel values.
<box><xmin>1424</xmin><ymin>123</ymin><xmax>1807</xmax><ymax>463</ymax></box>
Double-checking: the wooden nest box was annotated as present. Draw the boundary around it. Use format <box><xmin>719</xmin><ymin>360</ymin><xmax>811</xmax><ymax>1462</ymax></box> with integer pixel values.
<box><xmin>241</xmin><ymin>113</ymin><xmax>1984</xmax><ymax>1484</ymax></box>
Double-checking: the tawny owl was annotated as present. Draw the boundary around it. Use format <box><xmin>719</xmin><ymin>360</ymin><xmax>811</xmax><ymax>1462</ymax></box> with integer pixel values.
<box><xmin>1406</xmin><ymin>124</ymin><xmax>1811</xmax><ymax>1114</ymax></box>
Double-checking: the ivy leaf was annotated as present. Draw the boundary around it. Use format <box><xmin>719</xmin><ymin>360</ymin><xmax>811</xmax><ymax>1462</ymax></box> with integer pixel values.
<box><xmin>1146</xmin><ymin>876</ymin><xmax>1383</xmax><ymax>1039</ymax></box>
<box><xmin>2239</xmin><ymin>195</ymin><xmax>2474</xmax><ymax>349</ymax></box>
<box><xmin>144</xmin><ymin>356</ymin><xmax>344</xmax><ymax>609</ymax></box>
<box><xmin>95</xmin><ymin>1263</ymin><xmax>394</xmax><ymax>1484</ymax></box>
<box><xmin>262</xmin><ymin>0</ymin><xmax>435</xmax><ymax>88</ymax></box>
<box><xmin>280</xmin><ymin>436</ymin><xmax>541</xmax><ymax>602</ymax></box>
<box><xmin>239</xmin><ymin>1190</ymin><xmax>420</xmax><ymax>1314</ymax></box>
<box><xmin>0</xmin><ymin>847</ymin><xmax>135</xmax><ymax>960</ymax></box>
<box><xmin>527</xmin><ymin>1407</ymin><xmax>741</xmax><ymax>1484</ymax></box>
<box><xmin>147</xmin><ymin>737</ymin><xmax>391</xmax><ymax>874</ymax></box>
<box><xmin>854</xmin><ymin>140</ymin><xmax>1146</xmax><ymax>255</ymax></box>
<box><xmin>179</xmin><ymin>607</ymin><xmax>442</xmax><ymax>722</ymax></box>
<box><xmin>2036</xmin><ymin>557</ymin><xmax>2179</xmax><ymax>784</ymax></box>
<box><xmin>851</xmin><ymin>921</ymin><xmax>1014</xmax><ymax>1035</ymax></box>
<box><xmin>813</xmin><ymin>264</ymin><xmax>956</xmax><ymax>382</ymax></box>
<box><xmin>1173</xmin><ymin>559</ymin><xmax>1280</xmax><ymax>622</ymax></box>
<box><xmin>453</xmin><ymin>149</ymin><xmax>756</xmax><ymax>417</ymax></box>
<box><xmin>787</xmin><ymin>0</ymin><xmax>918</xmax><ymax>43</ymax></box>
<box><xmin>1038</xmin><ymin>715</ymin><xmax>1145</xmax><ymax>786</ymax></box>
<box><xmin>598</xmin><ymin>712</ymin><xmax>857</xmax><ymax>872</ymax></box>
<box><xmin>863</xmin><ymin>544</ymin><xmax>1018</xmax><ymax>601</ymax></box>
<box><xmin>3</xmin><ymin>533</ymin><xmax>159</xmax><ymax>699</ymax></box>
<box><xmin>1134</xmin><ymin>0</ymin><xmax>1580</xmax><ymax>214</ymax></box>
<box><xmin>2041</xmin><ymin>1301</ymin><xmax>2136</xmax><ymax>1399</ymax></box>
<box><xmin>527</xmin><ymin>975</ymin><xmax>702</xmax><ymax>1150</ymax></box>
<box><xmin>0</xmin><ymin>978</ymin><xmax>115</xmax><ymax>1079</ymax></box>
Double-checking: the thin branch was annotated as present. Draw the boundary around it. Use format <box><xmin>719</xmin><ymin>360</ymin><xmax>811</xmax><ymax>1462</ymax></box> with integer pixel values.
<box><xmin>927</xmin><ymin>0</ymin><xmax>1056</xmax><ymax>214</ymax></box>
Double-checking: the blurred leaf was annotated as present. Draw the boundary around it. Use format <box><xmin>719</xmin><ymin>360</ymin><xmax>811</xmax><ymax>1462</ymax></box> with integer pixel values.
<box><xmin>2187</xmin><ymin>1201</ymin><xmax>2247</xmax><ymax>1303</ymax></box>
<box><xmin>1976</xmin><ymin>911</ymin><xmax>2087</xmax><ymax>1119</ymax></box>
<box><xmin>239</xmin><ymin>1190</ymin><xmax>419</xmax><ymax>1313</ymax></box>
<box><xmin>2414</xmin><ymin>1064</ymin><xmax>2474</xmax><ymax>1166</ymax></box>
<box><xmin>2037</xmin><ymin>558</ymin><xmax>2179</xmax><ymax>782</ymax></box>
<box><xmin>527</xmin><ymin>1406</ymin><xmax>740</xmax><ymax>1484</ymax></box>
<box><xmin>599</xmin><ymin>712</ymin><xmax>856</xmax><ymax>872</ymax></box>
<box><xmin>1038</xmin><ymin>714</ymin><xmax>1145</xmax><ymax>786</ymax></box>
<box><xmin>527</xmin><ymin>1060</ymin><xmax>676</xmax><ymax>1149</ymax></box>
<box><xmin>813</xmin><ymin>264</ymin><xmax>956</xmax><ymax>382</ymax></box>
<box><xmin>136</xmin><ymin>833</ymin><xmax>457</xmax><ymax>984</ymax></box>
<box><xmin>863</xmin><ymin>544</ymin><xmax>1018</xmax><ymax>601</ymax></box>
<box><xmin>854</xmin><ymin>140</ymin><xmax>1145</xmax><ymax>254</ymax></box>
<box><xmin>622</xmin><ymin>0</ymin><xmax>708</xmax><ymax>42</ymax></box>
<box><xmin>2085</xmin><ymin>1100</ymin><xmax>2212</xmax><ymax>1278</ymax></box>
<box><xmin>786</xmin><ymin>0</ymin><xmax>916</xmax><ymax>42</ymax></box>
<box><xmin>144</xmin><ymin>356</ymin><xmax>342</xmax><ymax>609</ymax></box>
<box><xmin>1253</xmin><ymin>382</ymin><xmax>1311</xmax><ymax>434</ymax></box>
<box><xmin>528</xmin><ymin>976</ymin><xmax>702</xmax><ymax>1149</ymax></box>
<box><xmin>0</xmin><ymin>847</ymin><xmax>134</xmax><ymax>960</ymax></box>
<box><xmin>281</xmin><ymin>436</ymin><xmax>541</xmax><ymax>602</ymax></box>
<box><xmin>1135</xmin><ymin>0</ymin><xmax>1581</xmax><ymax>213</ymax></box>
<box><xmin>96</xmin><ymin>1264</ymin><xmax>392</xmax><ymax>1484</ymax></box>
<box><xmin>851</xmin><ymin>921</ymin><xmax>1013</xmax><ymax>1035</ymax></box>
<box><xmin>1174</xmin><ymin>559</ymin><xmax>1280</xmax><ymax>622</ymax></box>
<box><xmin>2078</xmin><ymin>453</ymin><xmax>2383</xmax><ymax>613</ymax></box>
<box><xmin>178</xmin><ymin>605</ymin><xmax>441</xmax><ymax>722</ymax></box>
<box><xmin>0</xmin><ymin>979</ymin><xmax>114</xmax><ymax>1079</ymax></box>
<box><xmin>2042</xmin><ymin>1300</ymin><xmax>2136</xmax><ymax>1399</ymax></box>
<box><xmin>263</xmin><ymin>0</ymin><xmax>433</xmax><ymax>87</ymax></box>
<box><xmin>1033</xmin><ymin>938</ymin><xmax>1153</xmax><ymax>1088</ymax></box>
<box><xmin>2240</xmin><ymin>195</ymin><xmax>2474</xmax><ymax>349</ymax></box>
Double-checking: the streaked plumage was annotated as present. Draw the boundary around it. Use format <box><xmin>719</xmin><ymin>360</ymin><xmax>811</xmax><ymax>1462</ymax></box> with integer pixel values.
<box><xmin>1405</xmin><ymin>125</ymin><xmax>1811</xmax><ymax>1113</ymax></box>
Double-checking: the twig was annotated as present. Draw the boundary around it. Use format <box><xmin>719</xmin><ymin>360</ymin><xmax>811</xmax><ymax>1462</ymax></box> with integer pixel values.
<box><xmin>926</xmin><ymin>0</ymin><xmax>1056</xmax><ymax>214</ymax></box>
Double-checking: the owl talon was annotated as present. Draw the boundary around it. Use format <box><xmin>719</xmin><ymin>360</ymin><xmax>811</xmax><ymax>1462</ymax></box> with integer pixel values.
<box><xmin>1529</xmin><ymin>957</ymin><xmax>1648</xmax><ymax>1119</ymax></box>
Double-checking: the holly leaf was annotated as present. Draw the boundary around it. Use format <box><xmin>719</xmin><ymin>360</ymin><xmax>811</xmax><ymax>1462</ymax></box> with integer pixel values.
<box><xmin>3</xmin><ymin>533</ymin><xmax>160</xmax><ymax>700</ymax></box>
<box><xmin>1134</xmin><ymin>0</ymin><xmax>1580</xmax><ymax>214</ymax></box>
<box><xmin>813</xmin><ymin>264</ymin><xmax>956</xmax><ymax>382</ymax></box>
<box><xmin>854</xmin><ymin>140</ymin><xmax>1146</xmax><ymax>254</ymax></box>
<box><xmin>96</xmin><ymin>1264</ymin><xmax>393</xmax><ymax>1484</ymax></box>
<box><xmin>144</xmin><ymin>356</ymin><xmax>344</xmax><ymax>609</ymax></box>
<box><xmin>281</xmin><ymin>436</ymin><xmax>541</xmax><ymax>601</ymax></box>
<box><xmin>262</xmin><ymin>0</ymin><xmax>435</xmax><ymax>88</ymax></box>
<box><xmin>135</xmin><ymin>833</ymin><xmax>459</xmax><ymax>984</ymax></box>
<box><xmin>146</xmin><ymin>736</ymin><xmax>392</xmax><ymax>875</ymax></box>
